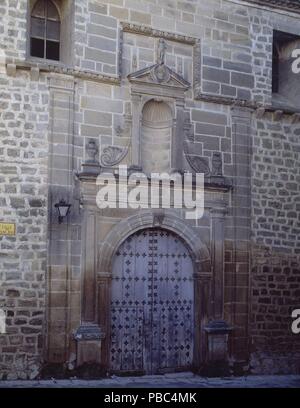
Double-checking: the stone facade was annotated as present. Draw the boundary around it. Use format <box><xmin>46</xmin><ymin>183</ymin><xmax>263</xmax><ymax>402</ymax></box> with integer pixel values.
<box><xmin>0</xmin><ymin>69</ymin><xmax>49</xmax><ymax>379</ymax></box>
<box><xmin>250</xmin><ymin>112</ymin><xmax>300</xmax><ymax>374</ymax></box>
<box><xmin>0</xmin><ymin>0</ymin><xmax>299</xmax><ymax>379</ymax></box>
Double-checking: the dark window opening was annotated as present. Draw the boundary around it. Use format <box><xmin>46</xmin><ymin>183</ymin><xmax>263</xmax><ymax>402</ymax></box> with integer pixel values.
<box><xmin>31</xmin><ymin>38</ymin><xmax>44</xmax><ymax>59</ymax></box>
<box><xmin>30</xmin><ymin>0</ymin><xmax>60</xmax><ymax>61</ymax></box>
<box><xmin>46</xmin><ymin>41</ymin><xmax>60</xmax><ymax>60</ymax></box>
<box><xmin>272</xmin><ymin>30</ymin><xmax>300</xmax><ymax>94</ymax></box>
<box><xmin>272</xmin><ymin>38</ymin><xmax>279</xmax><ymax>93</ymax></box>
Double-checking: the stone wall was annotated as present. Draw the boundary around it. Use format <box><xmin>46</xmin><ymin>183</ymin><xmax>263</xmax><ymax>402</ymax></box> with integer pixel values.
<box><xmin>0</xmin><ymin>0</ymin><xmax>27</xmax><ymax>62</ymax></box>
<box><xmin>75</xmin><ymin>1</ymin><xmax>119</xmax><ymax>75</ymax></box>
<box><xmin>0</xmin><ymin>70</ymin><xmax>49</xmax><ymax>379</ymax></box>
<box><xmin>250</xmin><ymin>112</ymin><xmax>300</xmax><ymax>374</ymax></box>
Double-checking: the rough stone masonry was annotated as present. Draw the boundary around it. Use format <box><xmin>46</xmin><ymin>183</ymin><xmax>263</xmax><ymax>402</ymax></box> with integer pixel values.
<box><xmin>0</xmin><ymin>0</ymin><xmax>299</xmax><ymax>380</ymax></box>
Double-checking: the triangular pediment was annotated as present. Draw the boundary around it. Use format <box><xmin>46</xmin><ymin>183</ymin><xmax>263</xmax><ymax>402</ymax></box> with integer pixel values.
<box><xmin>128</xmin><ymin>64</ymin><xmax>190</xmax><ymax>90</ymax></box>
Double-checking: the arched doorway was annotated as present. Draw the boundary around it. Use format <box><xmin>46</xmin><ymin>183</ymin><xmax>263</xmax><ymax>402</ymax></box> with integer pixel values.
<box><xmin>110</xmin><ymin>228</ymin><xmax>194</xmax><ymax>375</ymax></box>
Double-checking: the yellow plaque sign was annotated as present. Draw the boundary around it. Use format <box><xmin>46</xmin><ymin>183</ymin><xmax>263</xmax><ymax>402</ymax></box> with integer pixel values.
<box><xmin>0</xmin><ymin>223</ymin><xmax>16</xmax><ymax>236</ymax></box>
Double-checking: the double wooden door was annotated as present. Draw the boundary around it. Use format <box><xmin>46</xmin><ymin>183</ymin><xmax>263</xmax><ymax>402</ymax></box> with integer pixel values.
<box><xmin>110</xmin><ymin>228</ymin><xmax>194</xmax><ymax>374</ymax></box>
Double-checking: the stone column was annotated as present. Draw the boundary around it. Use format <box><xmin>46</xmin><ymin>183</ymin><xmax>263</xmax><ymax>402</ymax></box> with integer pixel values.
<box><xmin>97</xmin><ymin>273</ymin><xmax>112</xmax><ymax>370</ymax></box>
<box><xmin>131</xmin><ymin>93</ymin><xmax>142</xmax><ymax>169</ymax></box>
<box><xmin>211</xmin><ymin>207</ymin><xmax>227</xmax><ymax>319</ymax></box>
<box><xmin>173</xmin><ymin>99</ymin><xmax>185</xmax><ymax>172</ymax></box>
<box><xmin>74</xmin><ymin>179</ymin><xmax>104</xmax><ymax>368</ymax></box>
<box><xmin>82</xmin><ymin>208</ymin><xmax>97</xmax><ymax>322</ymax></box>
<box><xmin>47</xmin><ymin>75</ymin><xmax>76</xmax><ymax>364</ymax></box>
<box><xmin>229</xmin><ymin>106</ymin><xmax>252</xmax><ymax>367</ymax></box>
<box><xmin>194</xmin><ymin>272</ymin><xmax>212</xmax><ymax>369</ymax></box>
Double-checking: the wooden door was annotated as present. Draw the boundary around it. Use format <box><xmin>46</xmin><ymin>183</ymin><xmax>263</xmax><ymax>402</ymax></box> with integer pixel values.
<box><xmin>110</xmin><ymin>229</ymin><xmax>194</xmax><ymax>374</ymax></box>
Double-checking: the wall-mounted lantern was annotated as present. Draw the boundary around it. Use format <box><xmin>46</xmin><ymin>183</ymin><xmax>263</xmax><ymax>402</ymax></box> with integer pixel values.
<box><xmin>54</xmin><ymin>199</ymin><xmax>71</xmax><ymax>224</ymax></box>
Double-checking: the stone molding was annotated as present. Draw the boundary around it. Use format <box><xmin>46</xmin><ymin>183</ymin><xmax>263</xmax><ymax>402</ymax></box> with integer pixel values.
<box><xmin>8</xmin><ymin>60</ymin><xmax>300</xmax><ymax>115</ymax></box>
<box><xmin>242</xmin><ymin>0</ymin><xmax>300</xmax><ymax>13</ymax></box>
<box><xmin>97</xmin><ymin>211</ymin><xmax>211</xmax><ymax>275</ymax></box>
<box><xmin>128</xmin><ymin>64</ymin><xmax>190</xmax><ymax>91</ymax></box>
<box><xmin>74</xmin><ymin>325</ymin><xmax>105</xmax><ymax>341</ymax></box>
<box><xmin>7</xmin><ymin>59</ymin><xmax>120</xmax><ymax>85</ymax></box>
<box><xmin>121</xmin><ymin>22</ymin><xmax>197</xmax><ymax>45</ymax></box>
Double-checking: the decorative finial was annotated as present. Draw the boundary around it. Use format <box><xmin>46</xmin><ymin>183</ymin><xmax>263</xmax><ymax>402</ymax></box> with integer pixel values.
<box><xmin>212</xmin><ymin>152</ymin><xmax>223</xmax><ymax>176</ymax></box>
<box><xmin>86</xmin><ymin>139</ymin><xmax>98</xmax><ymax>163</ymax></box>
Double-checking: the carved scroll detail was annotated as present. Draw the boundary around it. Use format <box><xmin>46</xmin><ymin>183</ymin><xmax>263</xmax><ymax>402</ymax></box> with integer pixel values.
<box><xmin>185</xmin><ymin>154</ymin><xmax>210</xmax><ymax>176</ymax></box>
<box><xmin>100</xmin><ymin>146</ymin><xmax>128</xmax><ymax>167</ymax></box>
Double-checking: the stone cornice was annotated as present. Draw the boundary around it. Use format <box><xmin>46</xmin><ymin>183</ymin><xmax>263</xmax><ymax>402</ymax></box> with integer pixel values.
<box><xmin>6</xmin><ymin>58</ymin><xmax>121</xmax><ymax>85</ymax></box>
<box><xmin>244</xmin><ymin>0</ymin><xmax>300</xmax><ymax>13</ymax></box>
<box><xmin>121</xmin><ymin>22</ymin><xmax>198</xmax><ymax>45</ymax></box>
<box><xmin>195</xmin><ymin>92</ymin><xmax>258</xmax><ymax>109</ymax></box>
<box><xmin>196</xmin><ymin>92</ymin><xmax>300</xmax><ymax>116</ymax></box>
<box><xmin>6</xmin><ymin>59</ymin><xmax>300</xmax><ymax>117</ymax></box>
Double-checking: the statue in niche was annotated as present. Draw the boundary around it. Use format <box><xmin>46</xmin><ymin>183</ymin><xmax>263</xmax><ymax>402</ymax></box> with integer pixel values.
<box><xmin>157</xmin><ymin>38</ymin><xmax>167</xmax><ymax>65</ymax></box>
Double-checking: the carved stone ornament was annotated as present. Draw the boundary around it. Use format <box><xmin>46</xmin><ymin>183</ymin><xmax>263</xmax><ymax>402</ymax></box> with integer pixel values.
<box><xmin>127</xmin><ymin>63</ymin><xmax>190</xmax><ymax>90</ymax></box>
<box><xmin>132</xmin><ymin>54</ymin><xmax>138</xmax><ymax>71</ymax></box>
<box><xmin>212</xmin><ymin>152</ymin><xmax>223</xmax><ymax>176</ymax></box>
<box><xmin>100</xmin><ymin>145</ymin><xmax>128</xmax><ymax>167</ymax></box>
<box><xmin>193</xmin><ymin>39</ymin><xmax>201</xmax><ymax>98</ymax></box>
<box><xmin>153</xmin><ymin>212</ymin><xmax>165</xmax><ymax>226</ymax></box>
<box><xmin>115</xmin><ymin>125</ymin><xmax>123</xmax><ymax>137</ymax></box>
<box><xmin>86</xmin><ymin>139</ymin><xmax>99</xmax><ymax>163</ymax></box>
<box><xmin>185</xmin><ymin>154</ymin><xmax>210</xmax><ymax>176</ymax></box>
<box><xmin>150</xmin><ymin>64</ymin><xmax>170</xmax><ymax>83</ymax></box>
<box><xmin>184</xmin><ymin>117</ymin><xmax>194</xmax><ymax>142</ymax></box>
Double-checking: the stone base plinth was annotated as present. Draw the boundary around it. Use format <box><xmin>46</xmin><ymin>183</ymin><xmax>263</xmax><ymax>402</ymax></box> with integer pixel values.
<box><xmin>202</xmin><ymin>320</ymin><xmax>233</xmax><ymax>376</ymax></box>
<box><xmin>74</xmin><ymin>325</ymin><xmax>105</xmax><ymax>367</ymax></box>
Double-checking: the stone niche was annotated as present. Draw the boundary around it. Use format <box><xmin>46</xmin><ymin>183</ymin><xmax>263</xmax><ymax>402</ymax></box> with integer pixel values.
<box><xmin>141</xmin><ymin>99</ymin><xmax>173</xmax><ymax>175</ymax></box>
<box><xmin>127</xmin><ymin>44</ymin><xmax>190</xmax><ymax>173</ymax></box>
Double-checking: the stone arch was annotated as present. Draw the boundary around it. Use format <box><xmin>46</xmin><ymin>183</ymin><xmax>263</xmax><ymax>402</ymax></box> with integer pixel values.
<box><xmin>28</xmin><ymin>0</ymin><xmax>74</xmax><ymax>65</ymax></box>
<box><xmin>30</xmin><ymin>0</ymin><xmax>62</xmax><ymax>19</ymax></box>
<box><xmin>98</xmin><ymin>211</ymin><xmax>211</xmax><ymax>275</ymax></box>
<box><xmin>142</xmin><ymin>99</ymin><xmax>173</xmax><ymax>127</ymax></box>
<box><xmin>140</xmin><ymin>96</ymin><xmax>176</xmax><ymax>119</ymax></box>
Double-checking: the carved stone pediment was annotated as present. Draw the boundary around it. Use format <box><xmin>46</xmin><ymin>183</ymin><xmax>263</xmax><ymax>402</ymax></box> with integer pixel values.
<box><xmin>128</xmin><ymin>63</ymin><xmax>190</xmax><ymax>91</ymax></box>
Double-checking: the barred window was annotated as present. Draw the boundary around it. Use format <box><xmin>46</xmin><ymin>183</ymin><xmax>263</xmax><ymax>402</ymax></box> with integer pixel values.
<box><xmin>31</xmin><ymin>0</ymin><xmax>60</xmax><ymax>61</ymax></box>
